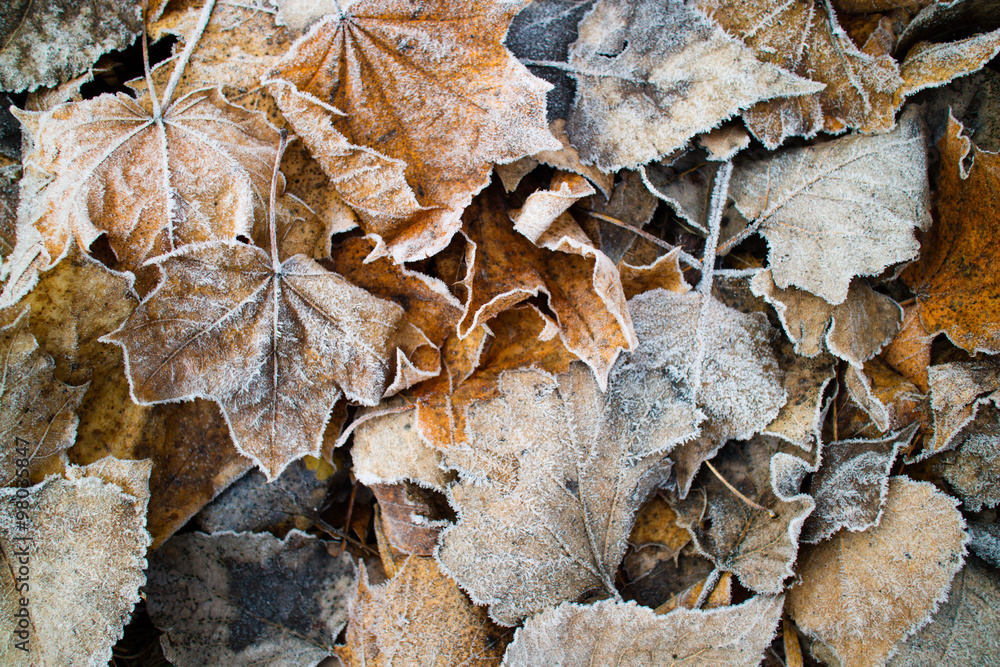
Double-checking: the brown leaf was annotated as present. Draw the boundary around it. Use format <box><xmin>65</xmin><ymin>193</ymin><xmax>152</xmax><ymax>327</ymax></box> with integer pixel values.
<box><xmin>898</xmin><ymin>29</ymin><xmax>1000</xmax><ymax>102</ymax></box>
<box><xmin>15</xmin><ymin>89</ymin><xmax>280</xmax><ymax>272</ymax></box>
<box><xmin>337</xmin><ymin>557</ymin><xmax>511</xmax><ymax>667</ymax></box>
<box><xmin>904</xmin><ymin>114</ymin><xmax>1000</xmax><ymax>352</ymax></box>
<box><xmin>882</xmin><ymin>304</ymin><xmax>932</xmax><ymax>393</ymax></box>
<box><xmin>566</xmin><ymin>0</ymin><xmax>821</xmax><ymax>171</ymax></box>
<box><xmin>924</xmin><ymin>358</ymin><xmax>1000</xmax><ymax>456</ymax></box>
<box><xmin>267</xmin><ymin>0</ymin><xmax>558</xmax><ymax>262</ymax></box>
<box><xmin>788</xmin><ymin>477</ymin><xmax>968</xmax><ymax>667</ymax></box>
<box><xmin>762</xmin><ymin>342</ymin><xmax>836</xmax><ymax>452</ymax></box>
<box><xmin>103</xmin><ymin>241</ymin><xmax>403</xmax><ymax>480</ymax></box>
<box><xmin>146</xmin><ymin>530</ymin><xmax>355</xmax><ymax>666</ymax></box>
<box><xmin>0</xmin><ymin>309</ymin><xmax>87</xmax><ymax>485</ymax></box>
<box><xmin>533</xmin><ymin>119</ymin><xmax>615</xmax><ymax>197</ymax></box>
<box><xmin>370</xmin><ymin>482</ymin><xmax>452</xmax><ymax>557</ymax></box>
<box><xmin>0</xmin><ymin>458</ymin><xmax>151</xmax><ymax>667</ymax></box>
<box><xmin>501</xmin><ymin>595</ymin><xmax>784</xmax><ymax>667</ymax></box>
<box><xmin>845</xmin><ymin>358</ymin><xmax>927</xmax><ymax>433</ymax></box>
<box><xmin>619</xmin><ymin>248</ymin><xmax>692</xmax><ymax>300</ymax></box>
<box><xmin>699</xmin><ymin>0</ymin><xmax>903</xmax><ymax>146</ymax></box>
<box><xmin>629</xmin><ymin>493</ymin><xmax>691</xmax><ymax>552</ymax></box>
<box><xmin>930</xmin><ymin>403</ymin><xmax>1000</xmax><ymax>512</ymax></box>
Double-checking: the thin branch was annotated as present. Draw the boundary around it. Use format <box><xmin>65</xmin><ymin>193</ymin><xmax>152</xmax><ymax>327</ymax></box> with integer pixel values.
<box><xmin>705</xmin><ymin>460</ymin><xmax>776</xmax><ymax>518</ymax></box>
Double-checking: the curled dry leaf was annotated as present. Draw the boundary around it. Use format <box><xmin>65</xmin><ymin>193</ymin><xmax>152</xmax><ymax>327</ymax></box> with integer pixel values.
<box><xmin>0</xmin><ymin>0</ymin><xmax>141</xmax><ymax>92</ymax></box>
<box><xmin>751</xmin><ymin>269</ymin><xmax>902</xmax><ymax>368</ymax></box>
<box><xmin>267</xmin><ymin>0</ymin><xmax>558</xmax><ymax>262</ymax></box>
<box><xmin>0</xmin><ymin>309</ymin><xmax>87</xmax><ymax>485</ymax></box>
<box><xmin>800</xmin><ymin>425</ymin><xmax>917</xmax><ymax>544</ymax></box>
<box><xmin>844</xmin><ymin>358</ymin><xmax>927</xmax><ymax>433</ymax></box>
<box><xmin>336</xmin><ymin>557</ymin><xmax>512</xmax><ymax>666</ymax></box>
<box><xmin>898</xmin><ymin>29</ymin><xmax>1000</xmax><ymax>102</ymax></box>
<box><xmin>14</xmin><ymin>89</ymin><xmax>280</xmax><ymax>273</ymax></box>
<box><xmin>501</xmin><ymin>595</ymin><xmax>784</xmax><ymax>667</ymax></box>
<box><xmin>698</xmin><ymin>0</ymin><xmax>902</xmax><ymax>146</ymax></box>
<box><xmin>788</xmin><ymin>477</ymin><xmax>968</xmax><ymax>667</ymax></box>
<box><xmin>729</xmin><ymin>108</ymin><xmax>930</xmax><ymax>304</ymax></box>
<box><xmin>673</xmin><ymin>438</ymin><xmax>814</xmax><ymax>594</ymax></box>
<box><xmin>930</xmin><ymin>403</ymin><xmax>1000</xmax><ymax>512</ymax></box>
<box><xmin>618</xmin><ymin>248</ymin><xmax>691</xmax><ymax>300</ymax></box>
<box><xmin>904</xmin><ymin>114</ymin><xmax>1000</xmax><ymax>353</ymax></box>
<box><xmin>0</xmin><ymin>458</ymin><xmax>151</xmax><ymax>667</ymax></box>
<box><xmin>370</xmin><ymin>482</ymin><xmax>453</xmax><ymax>557</ymax></box>
<box><xmin>924</xmin><ymin>358</ymin><xmax>1000</xmax><ymax>456</ymax></box>
<box><xmin>103</xmin><ymin>241</ymin><xmax>403</xmax><ymax>480</ymax></box>
<box><xmin>146</xmin><ymin>530</ymin><xmax>355</xmax><ymax>667</ymax></box>
<box><xmin>566</xmin><ymin>0</ymin><xmax>821</xmax><ymax>171</ymax></box>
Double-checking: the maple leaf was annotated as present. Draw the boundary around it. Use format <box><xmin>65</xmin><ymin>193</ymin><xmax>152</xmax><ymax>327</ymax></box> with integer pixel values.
<box><xmin>336</xmin><ymin>557</ymin><xmax>512</xmax><ymax>666</ymax></box>
<box><xmin>500</xmin><ymin>595</ymin><xmax>784</xmax><ymax>666</ymax></box>
<box><xmin>103</xmin><ymin>239</ymin><xmax>404</xmax><ymax>481</ymax></box>
<box><xmin>266</xmin><ymin>0</ymin><xmax>559</xmax><ymax>263</ymax></box>
<box><xmin>146</xmin><ymin>530</ymin><xmax>355</xmax><ymax>666</ymax></box>
<box><xmin>14</xmin><ymin>88</ymin><xmax>280</xmax><ymax>272</ymax></box>
<box><xmin>0</xmin><ymin>458</ymin><xmax>151</xmax><ymax>667</ymax></box>
<box><xmin>566</xmin><ymin>0</ymin><xmax>822</xmax><ymax>171</ymax></box>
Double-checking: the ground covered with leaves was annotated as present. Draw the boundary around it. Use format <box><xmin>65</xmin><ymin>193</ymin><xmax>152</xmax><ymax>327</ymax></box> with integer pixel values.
<box><xmin>1</xmin><ymin>0</ymin><xmax>1000</xmax><ymax>665</ymax></box>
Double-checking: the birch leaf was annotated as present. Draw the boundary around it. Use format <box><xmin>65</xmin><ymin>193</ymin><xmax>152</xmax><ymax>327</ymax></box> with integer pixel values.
<box><xmin>566</xmin><ymin>0</ymin><xmax>821</xmax><ymax>171</ymax></box>
<box><xmin>930</xmin><ymin>404</ymin><xmax>1000</xmax><ymax>512</ymax></box>
<box><xmin>730</xmin><ymin>108</ymin><xmax>930</xmax><ymax>304</ymax></box>
<box><xmin>0</xmin><ymin>0</ymin><xmax>141</xmax><ymax>92</ymax></box>
<box><xmin>788</xmin><ymin>477</ymin><xmax>968</xmax><ymax>667</ymax></box>
<box><xmin>103</xmin><ymin>241</ymin><xmax>403</xmax><ymax>480</ymax></box>
<box><xmin>501</xmin><ymin>595</ymin><xmax>784</xmax><ymax>667</ymax></box>
<box><xmin>0</xmin><ymin>459</ymin><xmax>151</xmax><ymax>667</ymax></box>
<box><xmin>146</xmin><ymin>530</ymin><xmax>355</xmax><ymax>667</ymax></box>
<box><xmin>267</xmin><ymin>0</ymin><xmax>558</xmax><ymax>263</ymax></box>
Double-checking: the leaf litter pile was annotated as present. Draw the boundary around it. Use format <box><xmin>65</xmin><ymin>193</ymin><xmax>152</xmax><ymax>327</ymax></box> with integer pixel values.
<box><xmin>3</xmin><ymin>0</ymin><xmax>1000</xmax><ymax>665</ymax></box>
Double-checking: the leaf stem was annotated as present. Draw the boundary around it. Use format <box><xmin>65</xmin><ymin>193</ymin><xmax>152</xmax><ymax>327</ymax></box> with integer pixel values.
<box><xmin>705</xmin><ymin>460</ymin><xmax>776</xmax><ymax>518</ymax></box>
<box><xmin>159</xmin><ymin>0</ymin><xmax>218</xmax><ymax>111</ymax></box>
<box><xmin>140</xmin><ymin>2</ymin><xmax>162</xmax><ymax>120</ymax></box>
<box><xmin>268</xmin><ymin>130</ymin><xmax>289</xmax><ymax>270</ymax></box>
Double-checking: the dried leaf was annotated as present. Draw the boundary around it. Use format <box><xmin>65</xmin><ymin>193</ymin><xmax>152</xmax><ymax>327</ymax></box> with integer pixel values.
<box><xmin>761</xmin><ymin>343</ymin><xmax>836</xmax><ymax>451</ymax></box>
<box><xmin>730</xmin><ymin>108</ymin><xmax>930</xmax><ymax>304</ymax></box>
<box><xmin>267</xmin><ymin>0</ymin><xmax>558</xmax><ymax>262</ymax></box>
<box><xmin>566</xmin><ymin>0</ymin><xmax>821</xmax><ymax>170</ymax></box>
<box><xmin>104</xmin><ymin>241</ymin><xmax>403</xmax><ymax>480</ymax></box>
<box><xmin>587</xmin><ymin>169</ymin><xmax>660</xmax><ymax>262</ymax></box>
<box><xmin>924</xmin><ymin>358</ymin><xmax>1000</xmax><ymax>456</ymax></box>
<box><xmin>882</xmin><ymin>303</ymin><xmax>932</xmax><ymax>393</ymax></box>
<box><xmin>354</xmin><ymin>400</ymin><xmax>449</xmax><ymax>490</ymax></box>
<box><xmin>788</xmin><ymin>477</ymin><xmax>968</xmax><ymax>667</ymax></box>
<box><xmin>904</xmin><ymin>114</ymin><xmax>1000</xmax><ymax>352</ymax></box>
<box><xmin>619</xmin><ymin>248</ymin><xmax>691</xmax><ymax>300</ymax></box>
<box><xmin>501</xmin><ymin>595</ymin><xmax>784</xmax><ymax>667</ymax></box>
<box><xmin>629</xmin><ymin>493</ymin><xmax>691</xmax><ymax>552</ymax></box>
<box><xmin>533</xmin><ymin>119</ymin><xmax>615</xmax><ymax>196</ymax></box>
<box><xmin>845</xmin><ymin>358</ymin><xmax>927</xmax><ymax>433</ymax></box>
<box><xmin>898</xmin><ymin>29</ymin><xmax>1000</xmax><ymax>100</ymax></box>
<box><xmin>0</xmin><ymin>458</ymin><xmax>151</xmax><ymax>667</ymax></box>
<box><xmin>699</xmin><ymin>0</ymin><xmax>903</xmax><ymax>146</ymax></box>
<box><xmin>968</xmin><ymin>523</ymin><xmax>1000</xmax><ymax>568</ymax></box>
<box><xmin>336</xmin><ymin>557</ymin><xmax>511</xmax><ymax>666</ymax></box>
<box><xmin>801</xmin><ymin>426</ymin><xmax>917</xmax><ymax>544</ymax></box>
<box><xmin>0</xmin><ymin>0</ymin><xmax>141</xmax><ymax>92</ymax></box>
<box><xmin>15</xmin><ymin>89</ymin><xmax>280</xmax><ymax>272</ymax></box>
<box><xmin>146</xmin><ymin>530</ymin><xmax>355</xmax><ymax>667</ymax></box>
<box><xmin>370</xmin><ymin>483</ymin><xmax>452</xmax><ymax>557</ymax></box>
<box><xmin>0</xmin><ymin>309</ymin><xmax>87</xmax><ymax>485</ymax></box>
<box><xmin>674</xmin><ymin>438</ymin><xmax>814</xmax><ymax>593</ymax></box>
<box><xmin>930</xmin><ymin>403</ymin><xmax>1000</xmax><ymax>512</ymax></box>
<box><xmin>751</xmin><ymin>269</ymin><xmax>902</xmax><ymax>368</ymax></box>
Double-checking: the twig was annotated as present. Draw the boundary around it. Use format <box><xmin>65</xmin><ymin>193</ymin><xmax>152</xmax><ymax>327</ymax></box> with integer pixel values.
<box><xmin>705</xmin><ymin>460</ymin><xmax>776</xmax><ymax>518</ymax></box>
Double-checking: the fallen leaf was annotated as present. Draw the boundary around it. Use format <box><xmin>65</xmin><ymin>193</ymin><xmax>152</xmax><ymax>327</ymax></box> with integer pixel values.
<box><xmin>844</xmin><ymin>358</ymin><xmax>927</xmax><ymax>433</ymax></box>
<box><xmin>629</xmin><ymin>493</ymin><xmax>691</xmax><ymax>552</ymax></box>
<box><xmin>800</xmin><ymin>425</ymin><xmax>917</xmax><ymax>544</ymax></box>
<box><xmin>882</xmin><ymin>303</ymin><xmax>932</xmax><ymax>392</ymax></box>
<box><xmin>0</xmin><ymin>309</ymin><xmax>86</xmax><ymax>485</ymax></box>
<box><xmin>146</xmin><ymin>530</ymin><xmax>355</xmax><ymax>667</ymax></box>
<box><xmin>15</xmin><ymin>89</ymin><xmax>280</xmax><ymax>272</ymax></box>
<box><xmin>500</xmin><ymin>595</ymin><xmax>784</xmax><ymax>667</ymax></box>
<box><xmin>267</xmin><ymin>0</ymin><xmax>558</xmax><ymax>262</ymax></box>
<box><xmin>897</xmin><ymin>29</ymin><xmax>1000</xmax><ymax>102</ymax></box>
<box><xmin>336</xmin><ymin>557</ymin><xmax>512</xmax><ymax>666</ymax></box>
<box><xmin>370</xmin><ymin>482</ymin><xmax>453</xmax><ymax>557</ymax></box>
<box><xmin>699</xmin><ymin>0</ymin><xmax>903</xmax><ymax>146</ymax></box>
<box><xmin>0</xmin><ymin>458</ymin><xmax>151</xmax><ymax>667</ymax></box>
<box><xmin>761</xmin><ymin>343</ymin><xmax>836</xmax><ymax>452</ymax></box>
<box><xmin>698</xmin><ymin>124</ymin><xmax>752</xmax><ymax>162</ymax></box>
<box><xmin>904</xmin><ymin>114</ymin><xmax>1000</xmax><ymax>352</ymax></box>
<box><xmin>619</xmin><ymin>248</ymin><xmax>691</xmax><ymax>300</ymax></box>
<box><xmin>354</xmin><ymin>399</ymin><xmax>450</xmax><ymax>490</ymax></box>
<box><xmin>533</xmin><ymin>119</ymin><xmax>615</xmax><ymax>196</ymax></box>
<box><xmin>834</xmin><ymin>0</ymin><xmax>930</xmax><ymax>11</ymax></box>
<box><xmin>654</xmin><ymin>570</ymin><xmax>733</xmax><ymax>614</ymax></box>
<box><xmin>930</xmin><ymin>403</ymin><xmax>1000</xmax><ymax>512</ymax></box>
<box><xmin>104</xmin><ymin>241</ymin><xmax>403</xmax><ymax>480</ymax></box>
<box><xmin>586</xmin><ymin>169</ymin><xmax>659</xmax><ymax>262</ymax></box>
<box><xmin>924</xmin><ymin>358</ymin><xmax>1000</xmax><ymax>456</ymax></box>
<box><xmin>788</xmin><ymin>477</ymin><xmax>968</xmax><ymax>667</ymax></box>
<box><xmin>566</xmin><ymin>0</ymin><xmax>821</xmax><ymax>170</ymax></box>
<box><xmin>641</xmin><ymin>156</ymin><xmax>718</xmax><ymax>234</ymax></box>
<box><xmin>968</xmin><ymin>523</ymin><xmax>1000</xmax><ymax>568</ymax></box>
<box><xmin>729</xmin><ymin>108</ymin><xmax>930</xmax><ymax>304</ymax></box>
<box><xmin>0</xmin><ymin>0</ymin><xmax>141</xmax><ymax>92</ymax></box>
<box><xmin>751</xmin><ymin>269</ymin><xmax>902</xmax><ymax>368</ymax></box>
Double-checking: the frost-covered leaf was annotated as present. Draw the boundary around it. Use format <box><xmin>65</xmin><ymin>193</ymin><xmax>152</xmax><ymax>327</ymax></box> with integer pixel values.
<box><xmin>0</xmin><ymin>458</ymin><xmax>151</xmax><ymax>667</ymax></box>
<box><xmin>267</xmin><ymin>0</ymin><xmax>558</xmax><ymax>263</ymax></box>
<box><xmin>968</xmin><ymin>523</ymin><xmax>1000</xmax><ymax>568</ymax></box>
<box><xmin>898</xmin><ymin>29</ymin><xmax>1000</xmax><ymax>100</ymax></box>
<box><xmin>788</xmin><ymin>477</ymin><xmax>968</xmax><ymax>667</ymax></box>
<box><xmin>730</xmin><ymin>108</ymin><xmax>930</xmax><ymax>304</ymax></box>
<box><xmin>0</xmin><ymin>309</ymin><xmax>86</xmax><ymax>485</ymax></box>
<box><xmin>0</xmin><ymin>0</ymin><xmax>141</xmax><ymax>92</ymax></box>
<box><xmin>924</xmin><ymin>358</ymin><xmax>1000</xmax><ymax>456</ymax></box>
<box><xmin>336</xmin><ymin>557</ymin><xmax>511</xmax><ymax>666</ymax></box>
<box><xmin>845</xmin><ymin>358</ymin><xmax>927</xmax><ymax>434</ymax></box>
<box><xmin>103</xmin><ymin>241</ymin><xmax>403</xmax><ymax>480</ymax></box>
<box><xmin>887</xmin><ymin>557</ymin><xmax>1000</xmax><ymax>666</ymax></box>
<box><xmin>14</xmin><ymin>89</ymin><xmax>280</xmax><ymax>272</ymax></box>
<box><xmin>618</xmin><ymin>248</ymin><xmax>691</xmax><ymax>300</ymax></box>
<box><xmin>566</xmin><ymin>0</ymin><xmax>821</xmax><ymax>171</ymax></box>
<box><xmin>674</xmin><ymin>438</ymin><xmax>814</xmax><ymax>593</ymax></box>
<box><xmin>501</xmin><ymin>595</ymin><xmax>784</xmax><ymax>667</ymax></box>
<box><xmin>801</xmin><ymin>426</ymin><xmax>917</xmax><ymax>544</ymax></box>
<box><xmin>354</xmin><ymin>399</ymin><xmax>450</xmax><ymax>490</ymax></box>
<box><xmin>629</xmin><ymin>493</ymin><xmax>690</xmax><ymax>552</ymax></box>
<box><xmin>370</xmin><ymin>482</ymin><xmax>453</xmax><ymax>557</ymax></box>
<box><xmin>146</xmin><ymin>530</ymin><xmax>355</xmax><ymax>667</ymax></box>
<box><xmin>904</xmin><ymin>114</ymin><xmax>1000</xmax><ymax>353</ymax></box>
<box><xmin>930</xmin><ymin>403</ymin><xmax>1000</xmax><ymax>512</ymax></box>
<box><xmin>761</xmin><ymin>342</ymin><xmax>836</xmax><ymax>451</ymax></box>
<box><xmin>883</xmin><ymin>303</ymin><xmax>933</xmax><ymax>393</ymax></box>
<box><xmin>587</xmin><ymin>169</ymin><xmax>659</xmax><ymax>262</ymax></box>
<box><xmin>751</xmin><ymin>269</ymin><xmax>902</xmax><ymax>367</ymax></box>
<box><xmin>698</xmin><ymin>0</ymin><xmax>902</xmax><ymax>146</ymax></box>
